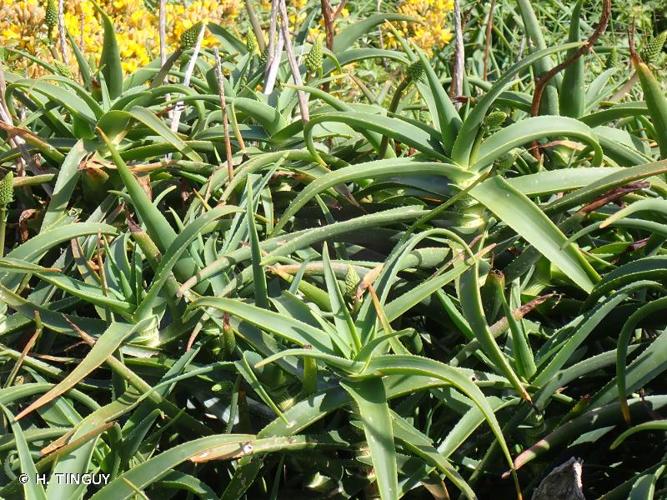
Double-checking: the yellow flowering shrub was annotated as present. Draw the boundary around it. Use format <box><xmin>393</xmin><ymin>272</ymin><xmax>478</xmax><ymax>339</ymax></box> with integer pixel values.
<box><xmin>387</xmin><ymin>0</ymin><xmax>454</xmax><ymax>54</ymax></box>
<box><xmin>0</xmin><ymin>0</ymin><xmax>240</xmax><ymax>76</ymax></box>
<box><xmin>0</xmin><ymin>0</ymin><xmax>450</xmax><ymax>78</ymax></box>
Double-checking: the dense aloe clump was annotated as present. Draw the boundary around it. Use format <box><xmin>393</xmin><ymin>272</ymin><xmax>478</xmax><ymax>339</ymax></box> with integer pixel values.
<box><xmin>1</xmin><ymin>0</ymin><xmax>666</xmax><ymax>499</ymax></box>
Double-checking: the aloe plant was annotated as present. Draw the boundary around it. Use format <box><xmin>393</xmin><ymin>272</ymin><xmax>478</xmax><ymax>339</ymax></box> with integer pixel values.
<box><xmin>1</xmin><ymin>1</ymin><xmax>667</xmax><ymax>499</ymax></box>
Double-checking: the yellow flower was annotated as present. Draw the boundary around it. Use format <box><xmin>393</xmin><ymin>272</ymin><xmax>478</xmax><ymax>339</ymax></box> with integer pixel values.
<box><xmin>387</xmin><ymin>0</ymin><xmax>454</xmax><ymax>54</ymax></box>
<box><xmin>1</xmin><ymin>0</ymin><xmax>240</xmax><ymax>77</ymax></box>
<box><xmin>2</xmin><ymin>28</ymin><xmax>21</xmax><ymax>41</ymax></box>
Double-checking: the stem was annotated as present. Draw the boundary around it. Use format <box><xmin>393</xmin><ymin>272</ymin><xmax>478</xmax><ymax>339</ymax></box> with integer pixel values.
<box><xmin>609</xmin><ymin>23</ymin><xmax>639</xmax><ymax>102</ymax></box>
<box><xmin>0</xmin><ymin>207</ymin><xmax>7</xmax><ymax>257</ymax></box>
<box><xmin>170</xmin><ymin>23</ymin><xmax>206</xmax><ymax>133</ymax></box>
<box><xmin>0</xmin><ymin>65</ymin><xmax>33</xmax><ymax>172</ymax></box>
<box><xmin>529</xmin><ymin>0</ymin><xmax>611</xmax><ymax>160</ymax></box>
<box><xmin>320</xmin><ymin>0</ymin><xmax>334</xmax><ymax>50</ymax></box>
<box><xmin>228</xmin><ymin>103</ymin><xmax>247</xmax><ymax>153</ymax></box>
<box><xmin>245</xmin><ymin>0</ymin><xmax>266</xmax><ymax>51</ymax></box>
<box><xmin>264</xmin><ymin>29</ymin><xmax>284</xmax><ymax>95</ymax></box>
<box><xmin>159</xmin><ymin>0</ymin><xmax>167</xmax><ymax>66</ymax></box>
<box><xmin>212</xmin><ymin>48</ymin><xmax>235</xmax><ymax>190</ymax></box>
<box><xmin>379</xmin><ymin>78</ymin><xmax>410</xmax><ymax>157</ymax></box>
<box><xmin>482</xmin><ymin>0</ymin><xmax>496</xmax><ymax>80</ymax></box>
<box><xmin>530</xmin><ymin>0</ymin><xmax>612</xmax><ymax>117</ymax></box>
<box><xmin>57</xmin><ymin>0</ymin><xmax>69</xmax><ymax>65</ymax></box>
<box><xmin>320</xmin><ymin>0</ymin><xmax>348</xmax><ymax>50</ymax></box>
<box><xmin>223</xmin><ymin>313</ymin><xmax>236</xmax><ymax>359</ymax></box>
<box><xmin>450</xmin><ymin>0</ymin><xmax>464</xmax><ymax>108</ymax></box>
<box><xmin>610</xmin><ymin>71</ymin><xmax>639</xmax><ymax>102</ymax></box>
<box><xmin>79</xmin><ymin>9</ymin><xmax>84</xmax><ymax>48</ymax></box>
<box><xmin>278</xmin><ymin>0</ymin><xmax>310</xmax><ymax>122</ymax></box>
<box><xmin>301</xmin><ymin>357</ymin><xmax>317</xmax><ymax>396</ymax></box>
<box><xmin>264</xmin><ymin>0</ymin><xmax>279</xmax><ymax>88</ymax></box>
<box><xmin>4</xmin><ymin>312</ymin><xmax>42</xmax><ymax>389</ymax></box>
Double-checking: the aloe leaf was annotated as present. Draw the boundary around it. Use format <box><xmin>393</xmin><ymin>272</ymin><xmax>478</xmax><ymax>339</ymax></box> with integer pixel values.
<box><xmin>470</xmin><ymin>176</ymin><xmax>597</xmax><ymax>292</ymax></box>
<box><xmin>459</xmin><ymin>258</ymin><xmax>530</xmax><ymax>401</ymax></box>
<box><xmin>0</xmin><ymin>223</ymin><xmax>118</xmax><ymax>298</ymax></box>
<box><xmin>354</xmin><ymin>228</ymin><xmax>469</xmax><ymax>341</ymax></box>
<box><xmin>28</xmin><ymin>272</ymin><xmax>132</xmax><ymax>315</ymax></box>
<box><xmin>451</xmin><ymin>42</ymin><xmax>580</xmax><ymax>166</ymax></box>
<box><xmin>532</xmin><ymin>285</ymin><xmax>640</xmax><ymax>386</ymax></box>
<box><xmin>66</xmin><ymin>32</ymin><xmax>93</xmax><ymax>91</ymax></box>
<box><xmin>0</xmin><ymin>427</ymin><xmax>69</xmax><ymax>453</ymax></box>
<box><xmin>0</xmin><ymin>405</ymin><xmax>48</xmax><ymax>500</ymax></box>
<box><xmin>274</xmin><ymin>159</ymin><xmax>470</xmax><ymax>232</ymax></box>
<box><xmin>517</xmin><ymin>0</ymin><xmax>559</xmax><ymax>114</ymax></box>
<box><xmin>246</xmin><ymin>180</ymin><xmax>269</xmax><ymax>309</ymax></box>
<box><xmin>0</xmin><ymin>284</ymin><xmax>107</xmax><ymax>336</ymax></box>
<box><xmin>156</xmin><ymin>471</ymin><xmax>219</xmax><ymax>499</ymax></box>
<box><xmin>472</xmin><ymin>115</ymin><xmax>603</xmax><ymax>170</ymax></box>
<box><xmin>586</xmin><ymin>257</ymin><xmax>667</xmax><ymax>306</ymax></box>
<box><xmin>323</xmin><ymin>48</ymin><xmax>409</xmax><ymax>75</ymax></box>
<box><xmin>303</xmin><ymin>112</ymin><xmax>449</xmax><ymax>163</ymax></box>
<box><xmin>534</xmin><ymin>347</ymin><xmax>637</xmax><ymax>410</ymax></box>
<box><xmin>233</xmin><ymin>97</ymin><xmax>288</xmax><ymax>136</ymax></box>
<box><xmin>259</xmin><ymin>369</ymin><xmax>503</xmax><ymax>440</ymax></box>
<box><xmin>559</xmin><ymin>0</ymin><xmax>585</xmax><ymax>118</ymax></box>
<box><xmin>614</xmin><ymin>297</ymin><xmax>667</xmax><ymax>422</ymax></box>
<box><xmin>99</xmin><ymin>128</ymin><xmax>176</xmax><ymax>249</ymax></box>
<box><xmin>134</xmin><ymin>204</ymin><xmax>239</xmax><ymax>319</ymax></box>
<box><xmin>190</xmin><ymin>433</ymin><xmax>350</xmax><ymax>463</ymax></box>
<box><xmin>600</xmin><ymin>199</ymin><xmax>667</xmax><ymax>229</ymax></box>
<box><xmin>415</xmin><ymin>49</ymin><xmax>462</xmax><ymax>152</ymax></box>
<box><xmin>514</xmin><ymin>396</ymin><xmax>667</xmax><ymax>470</ymax></box>
<box><xmin>90</xmin><ymin>434</ymin><xmax>255</xmax><ymax>500</ymax></box>
<box><xmin>384</xmin><ymin>252</ymin><xmax>477</xmax><ymax>321</ymax></box>
<box><xmin>127</xmin><ymin>107</ymin><xmax>202</xmax><ymax>161</ymax></box>
<box><xmin>8</xmin><ymin>79</ymin><xmax>99</xmax><ymax>124</ymax></box>
<box><xmin>503</xmin><ymin>286</ymin><xmax>536</xmax><ymax>379</ymax></box>
<box><xmin>193</xmin><ymin>297</ymin><xmax>337</xmax><ymax>354</ymax></box>
<box><xmin>603</xmin><ymin>462</ymin><xmax>667</xmax><ymax>500</ymax></box>
<box><xmin>341</xmin><ymin>378</ymin><xmax>398</xmax><ymax>500</ymax></box>
<box><xmin>14</xmin><ymin>318</ymin><xmax>153</xmax><ymax>420</ymax></box>
<box><xmin>589</xmin><ymin>326</ymin><xmax>667</xmax><ymax>412</ymax></box>
<box><xmin>207</xmin><ymin>22</ymin><xmax>247</xmax><ymax>54</ymax></box>
<box><xmin>505</xmin><ymin>167</ymin><xmax>623</xmax><ymax>196</ymax></box>
<box><xmin>581</xmin><ymin>102</ymin><xmax>648</xmax><ymax>128</ymax></box>
<box><xmin>611</xmin><ymin>420</ymin><xmax>667</xmax><ymax>450</ymax></box>
<box><xmin>91</xmin><ymin>1</ymin><xmax>123</xmax><ymax>99</ymax></box>
<box><xmin>585</xmin><ymin>68</ymin><xmax>618</xmax><ymax>111</ymax></box>
<box><xmin>629</xmin><ymin>467</ymin><xmax>666</xmax><ymax>500</ymax></box>
<box><xmin>181</xmin><ymin>206</ymin><xmax>425</xmax><ymax>293</ymax></box>
<box><xmin>355</xmin><ymin>354</ymin><xmax>514</xmax><ymax>468</ymax></box>
<box><xmin>635</xmin><ymin>61</ymin><xmax>667</xmax><ymax>158</ymax></box>
<box><xmin>332</xmin><ymin>14</ymin><xmax>415</xmax><ymax>53</ymax></box>
<box><xmin>40</xmin><ymin>141</ymin><xmax>89</xmax><ymax>231</ymax></box>
<box><xmin>545</xmin><ymin>158</ymin><xmax>667</xmax><ymax>215</ymax></box>
<box><xmin>594</xmin><ymin>125</ymin><xmax>654</xmax><ymax>164</ymax></box>
<box><xmin>322</xmin><ymin>244</ymin><xmax>361</xmax><ymax>353</ymax></box>
<box><xmin>236</xmin><ymin>352</ymin><xmax>286</xmax><ymax>423</ymax></box>
<box><xmin>391</xmin><ymin>412</ymin><xmax>476</xmax><ymax>499</ymax></box>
